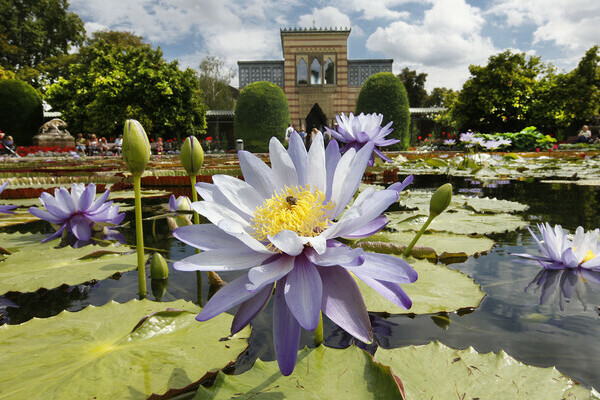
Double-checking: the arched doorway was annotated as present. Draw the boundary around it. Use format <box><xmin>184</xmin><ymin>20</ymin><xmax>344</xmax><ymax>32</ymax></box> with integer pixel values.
<box><xmin>305</xmin><ymin>103</ymin><xmax>327</xmax><ymax>134</ymax></box>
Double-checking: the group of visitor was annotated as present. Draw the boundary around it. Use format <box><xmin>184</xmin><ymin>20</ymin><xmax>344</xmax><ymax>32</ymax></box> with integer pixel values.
<box><xmin>284</xmin><ymin>123</ymin><xmax>332</xmax><ymax>149</ymax></box>
<box><xmin>576</xmin><ymin>125</ymin><xmax>596</xmax><ymax>144</ymax></box>
<box><xmin>0</xmin><ymin>131</ymin><xmax>15</xmax><ymax>156</ymax></box>
<box><xmin>75</xmin><ymin>133</ymin><xmax>123</xmax><ymax>156</ymax></box>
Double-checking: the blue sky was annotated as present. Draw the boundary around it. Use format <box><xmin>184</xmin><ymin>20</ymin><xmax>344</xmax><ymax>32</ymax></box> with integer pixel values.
<box><xmin>70</xmin><ymin>0</ymin><xmax>599</xmax><ymax>91</ymax></box>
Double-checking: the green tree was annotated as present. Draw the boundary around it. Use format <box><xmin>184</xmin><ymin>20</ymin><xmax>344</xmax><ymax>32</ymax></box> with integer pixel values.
<box><xmin>425</xmin><ymin>87</ymin><xmax>457</xmax><ymax>107</ymax></box>
<box><xmin>234</xmin><ymin>81</ymin><xmax>289</xmax><ymax>152</ymax></box>
<box><xmin>356</xmin><ymin>72</ymin><xmax>410</xmax><ymax>150</ymax></box>
<box><xmin>0</xmin><ymin>0</ymin><xmax>85</xmax><ymax>85</ymax></box>
<box><xmin>45</xmin><ymin>37</ymin><xmax>206</xmax><ymax>140</ymax></box>
<box><xmin>450</xmin><ymin>50</ymin><xmax>547</xmax><ymax>132</ymax></box>
<box><xmin>397</xmin><ymin>67</ymin><xmax>428</xmax><ymax>107</ymax></box>
<box><xmin>197</xmin><ymin>56</ymin><xmax>235</xmax><ymax>110</ymax></box>
<box><xmin>0</xmin><ymin>79</ymin><xmax>43</xmax><ymax>144</ymax></box>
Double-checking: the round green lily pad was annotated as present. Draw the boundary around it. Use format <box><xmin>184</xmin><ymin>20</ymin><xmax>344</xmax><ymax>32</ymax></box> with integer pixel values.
<box><xmin>357</xmin><ymin>258</ymin><xmax>485</xmax><ymax>314</ymax></box>
<box><xmin>0</xmin><ymin>236</ymin><xmax>138</xmax><ymax>294</ymax></box>
<box><xmin>0</xmin><ymin>210</ymin><xmax>40</xmax><ymax>227</ymax></box>
<box><xmin>0</xmin><ymin>299</ymin><xmax>250</xmax><ymax>400</ymax></box>
<box><xmin>195</xmin><ymin>345</ymin><xmax>404</xmax><ymax>399</ymax></box>
<box><xmin>374</xmin><ymin>341</ymin><xmax>598</xmax><ymax>399</ymax></box>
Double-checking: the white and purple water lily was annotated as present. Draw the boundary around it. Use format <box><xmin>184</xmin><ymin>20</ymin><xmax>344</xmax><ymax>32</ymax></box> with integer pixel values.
<box><xmin>173</xmin><ymin>132</ymin><xmax>417</xmax><ymax>375</ymax></box>
<box><xmin>324</xmin><ymin>112</ymin><xmax>399</xmax><ymax>166</ymax></box>
<box><xmin>168</xmin><ymin>194</ymin><xmax>192</xmax><ymax>213</ymax></box>
<box><xmin>513</xmin><ymin>223</ymin><xmax>600</xmax><ymax>270</ymax></box>
<box><xmin>29</xmin><ymin>183</ymin><xmax>125</xmax><ymax>242</ymax></box>
<box><xmin>0</xmin><ymin>181</ymin><xmax>17</xmax><ymax>214</ymax></box>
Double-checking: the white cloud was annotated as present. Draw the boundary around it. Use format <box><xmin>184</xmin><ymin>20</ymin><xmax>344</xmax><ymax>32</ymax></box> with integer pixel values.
<box><xmin>298</xmin><ymin>7</ymin><xmax>356</xmax><ymax>31</ymax></box>
<box><xmin>338</xmin><ymin>0</ymin><xmax>412</xmax><ymax>20</ymax></box>
<box><xmin>366</xmin><ymin>0</ymin><xmax>497</xmax><ymax>89</ymax></box>
<box><xmin>487</xmin><ymin>0</ymin><xmax>600</xmax><ymax>50</ymax></box>
<box><xmin>84</xmin><ymin>22</ymin><xmax>109</xmax><ymax>36</ymax></box>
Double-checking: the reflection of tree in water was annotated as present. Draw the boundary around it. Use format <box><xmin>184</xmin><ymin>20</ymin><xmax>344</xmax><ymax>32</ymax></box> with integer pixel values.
<box><xmin>0</xmin><ymin>283</ymin><xmax>95</xmax><ymax>325</ymax></box>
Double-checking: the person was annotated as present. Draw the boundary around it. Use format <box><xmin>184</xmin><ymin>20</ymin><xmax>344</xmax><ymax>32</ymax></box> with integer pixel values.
<box><xmin>98</xmin><ymin>136</ymin><xmax>109</xmax><ymax>155</ymax></box>
<box><xmin>86</xmin><ymin>134</ymin><xmax>99</xmax><ymax>156</ymax></box>
<box><xmin>284</xmin><ymin>123</ymin><xmax>294</xmax><ymax>143</ymax></box>
<box><xmin>299</xmin><ymin>129</ymin><xmax>307</xmax><ymax>146</ymax></box>
<box><xmin>75</xmin><ymin>133</ymin><xmax>86</xmax><ymax>154</ymax></box>
<box><xmin>114</xmin><ymin>135</ymin><xmax>123</xmax><ymax>155</ymax></box>
<box><xmin>3</xmin><ymin>135</ymin><xmax>14</xmax><ymax>151</ymax></box>
<box><xmin>156</xmin><ymin>137</ymin><xmax>164</xmax><ymax>154</ymax></box>
<box><xmin>577</xmin><ymin>125</ymin><xmax>592</xmax><ymax>143</ymax></box>
<box><xmin>0</xmin><ymin>132</ymin><xmax>5</xmax><ymax>155</ymax></box>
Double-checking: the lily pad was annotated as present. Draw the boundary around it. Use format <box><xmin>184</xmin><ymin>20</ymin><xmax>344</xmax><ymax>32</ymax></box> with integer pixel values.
<box><xmin>0</xmin><ymin>210</ymin><xmax>40</xmax><ymax>227</ymax></box>
<box><xmin>0</xmin><ymin>239</ymin><xmax>138</xmax><ymax>294</ymax></box>
<box><xmin>361</xmin><ymin>230</ymin><xmax>494</xmax><ymax>259</ymax></box>
<box><xmin>386</xmin><ymin>209</ymin><xmax>527</xmax><ymax>235</ymax></box>
<box><xmin>0</xmin><ymin>299</ymin><xmax>251</xmax><ymax>400</ymax></box>
<box><xmin>357</xmin><ymin>258</ymin><xmax>485</xmax><ymax>314</ymax></box>
<box><xmin>461</xmin><ymin>195</ymin><xmax>529</xmax><ymax>213</ymax></box>
<box><xmin>374</xmin><ymin>341</ymin><xmax>598</xmax><ymax>399</ymax></box>
<box><xmin>195</xmin><ymin>345</ymin><xmax>404</xmax><ymax>399</ymax></box>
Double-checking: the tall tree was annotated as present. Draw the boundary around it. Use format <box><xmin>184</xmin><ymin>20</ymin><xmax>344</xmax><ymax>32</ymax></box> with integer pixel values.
<box><xmin>450</xmin><ymin>50</ymin><xmax>547</xmax><ymax>132</ymax></box>
<box><xmin>46</xmin><ymin>36</ymin><xmax>206</xmax><ymax>139</ymax></box>
<box><xmin>425</xmin><ymin>87</ymin><xmax>457</xmax><ymax>107</ymax></box>
<box><xmin>0</xmin><ymin>0</ymin><xmax>85</xmax><ymax>84</ymax></box>
<box><xmin>197</xmin><ymin>56</ymin><xmax>235</xmax><ymax>110</ymax></box>
<box><xmin>397</xmin><ymin>67</ymin><xmax>428</xmax><ymax>107</ymax></box>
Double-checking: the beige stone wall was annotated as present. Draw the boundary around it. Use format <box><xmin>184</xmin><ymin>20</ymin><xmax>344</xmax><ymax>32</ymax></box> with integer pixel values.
<box><xmin>281</xmin><ymin>30</ymin><xmax>361</xmax><ymax>130</ymax></box>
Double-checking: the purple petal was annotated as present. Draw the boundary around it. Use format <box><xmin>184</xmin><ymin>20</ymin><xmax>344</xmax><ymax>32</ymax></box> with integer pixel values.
<box><xmin>354</xmin><ymin>273</ymin><xmax>413</xmax><ymax>310</ymax></box>
<box><xmin>196</xmin><ymin>274</ymin><xmax>257</xmax><ymax>321</ymax></box>
<box><xmin>29</xmin><ymin>206</ymin><xmax>64</xmax><ymax>224</ymax></box>
<box><xmin>269</xmin><ymin>230</ymin><xmax>305</xmax><ymax>256</ymax></box>
<box><xmin>388</xmin><ymin>175</ymin><xmax>414</xmax><ymax>193</ymax></box>
<box><xmin>324</xmin><ymin>139</ymin><xmax>341</xmax><ymax>201</ymax></box>
<box><xmin>41</xmin><ymin>224</ymin><xmax>66</xmax><ymax>243</ymax></box>
<box><xmin>40</xmin><ymin>192</ymin><xmax>71</xmax><ymax>219</ymax></box>
<box><xmin>319</xmin><ymin>265</ymin><xmax>372</xmax><ymax>343</ymax></box>
<box><xmin>173</xmin><ymin>247</ymin><xmax>271</xmax><ymax>272</ymax></box>
<box><xmin>88</xmin><ymin>190</ymin><xmax>110</xmax><ymax>213</ymax></box>
<box><xmin>344</xmin><ymin>252</ymin><xmax>418</xmax><ymax>283</ymax></box>
<box><xmin>273</xmin><ymin>278</ymin><xmax>301</xmax><ymax>376</ymax></box>
<box><xmin>247</xmin><ymin>254</ymin><xmax>295</xmax><ymax>290</ymax></box>
<box><xmin>287</xmin><ymin>132</ymin><xmax>308</xmax><ymax>186</ymax></box>
<box><xmin>306</xmin><ymin>245</ymin><xmax>365</xmax><ymax>267</ymax></box>
<box><xmin>78</xmin><ymin>183</ymin><xmax>96</xmax><ymax>211</ymax></box>
<box><xmin>56</xmin><ymin>187</ymin><xmax>76</xmax><ymax>214</ymax></box>
<box><xmin>231</xmin><ymin>283</ymin><xmax>274</xmax><ymax>334</ymax></box>
<box><xmin>343</xmin><ymin>215</ymin><xmax>389</xmax><ymax>238</ymax></box>
<box><xmin>284</xmin><ymin>255</ymin><xmax>323</xmax><ymax>330</ymax></box>
<box><xmin>0</xmin><ymin>205</ymin><xmax>17</xmax><ymax>214</ymax></box>
<box><xmin>168</xmin><ymin>195</ymin><xmax>177</xmax><ymax>212</ymax></box>
<box><xmin>69</xmin><ymin>215</ymin><xmax>92</xmax><ymax>241</ymax></box>
<box><xmin>173</xmin><ymin>223</ymin><xmax>247</xmax><ymax>251</ymax></box>
<box><xmin>269</xmin><ymin>137</ymin><xmax>298</xmax><ymax>189</ymax></box>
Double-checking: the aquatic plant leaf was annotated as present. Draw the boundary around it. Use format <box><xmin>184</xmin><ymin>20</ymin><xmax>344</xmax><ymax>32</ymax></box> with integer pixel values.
<box><xmin>0</xmin><ymin>240</ymin><xmax>138</xmax><ymax>294</ymax></box>
<box><xmin>0</xmin><ymin>231</ymin><xmax>47</xmax><ymax>253</ymax></box>
<box><xmin>361</xmin><ymin>230</ymin><xmax>494</xmax><ymax>258</ymax></box>
<box><xmin>386</xmin><ymin>209</ymin><xmax>527</xmax><ymax>235</ymax></box>
<box><xmin>195</xmin><ymin>345</ymin><xmax>404</xmax><ymax>399</ymax></box>
<box><xmin>357</xmin><ymin>258</ymin><xmax>485</xmax><ymax>314</ymax></box>
<box><xmin>461</xmin><ymin>195</ymin><xmax>529</xmax><ymax>213</ymax></box>
<box><xmin>0</xmin><ymin>299</ymin><xmax>250</xmax><ymax>400</ymax></box>
<box><xmin>374</xmin><ymin>341</ymin><xmax>598</xmax><ymax>399</ymax></box>
<box><xmin>0</xmin><ymin>210</ymin><xmax>39</xmax><ymax>227</ymax></box>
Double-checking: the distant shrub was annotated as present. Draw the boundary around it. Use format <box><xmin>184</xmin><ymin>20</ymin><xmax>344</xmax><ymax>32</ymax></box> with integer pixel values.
<box><xmin>234</xmin><ymin>81</ymin><xmax>289</xmax><ymax>152</ymax></box>
<box><xmin>479</xmin><ymin>126</ymin><xmax>556</xmax><ymax>150</ymax></box>
<box><xmin>0</xmin><ymin>79</ymin><xmax>43</xmax><ymax>145</ymax></box>
<box><xmin>356</xmin><ymin>72</ymin><xmax>410</xmax><ymax>150</ymax></box>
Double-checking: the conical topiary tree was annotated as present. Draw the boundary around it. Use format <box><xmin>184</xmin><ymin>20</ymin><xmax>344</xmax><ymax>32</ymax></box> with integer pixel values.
<box><xmin>356</xmin><ymin>72</ymin><xmax>410</xmax><ymax>150</ymax></box>
<box><xmin>234</xmin><ymin>81</ymin><xmax>289</xmax><ymax>152</ymax></box>
<box><xmin>0</xmin><ymin>79</ymin><xmax>43</xmax><ymax>145</ymax></box>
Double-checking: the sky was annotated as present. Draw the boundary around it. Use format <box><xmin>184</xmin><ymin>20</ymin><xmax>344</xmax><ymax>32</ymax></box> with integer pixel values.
<box><xmin>70</xmin><ymin>0</ymin><xmax>600</xmax><ymax>91</ymax></box>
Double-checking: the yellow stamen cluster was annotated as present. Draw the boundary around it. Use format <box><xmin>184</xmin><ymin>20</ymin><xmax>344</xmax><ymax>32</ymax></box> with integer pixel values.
<box><xmin>251</xmin><ymin>186</ymin><xmax>333</xmax><ymax>244</ymax></box>
<box><xmin>582</xmin><ymin>250</ymin><xmax>596</xmax><ymax>264</ymax></box>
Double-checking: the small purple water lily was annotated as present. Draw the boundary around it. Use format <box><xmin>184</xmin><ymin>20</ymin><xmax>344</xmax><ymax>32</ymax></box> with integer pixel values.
<box><xmin>173</xmin><ymin>131</ymin><xmax>417</xmax><ymax>375</ymax></box>
<box><xmin>324</xmin><ymin>112</ymin><xmax>399</xmax><ymax>166</ymax></box>
<box><xmin>29</xmin><ymin>183</ymin><xmax>125</xmax><ymax>242</ymax></box>
<box><xmin>513</xmin><ymin>223</ymin><xmax>600</xmax><ymax>270</ymax></box>
<box><xmin>168</xmin><ymin>194</ymin><xmax>192</xmax><ymax>213</ymax></box>
<box><xmin>0</xmin><ymin>181</ymin><xmax>17</xmax><ymax>214</ymax></box>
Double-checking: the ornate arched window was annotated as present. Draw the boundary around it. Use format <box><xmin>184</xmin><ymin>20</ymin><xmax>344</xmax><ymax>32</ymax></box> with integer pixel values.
<box><xmin>310</xmin><ymin>58</ymin><xmax>321</xmax><ymax>85</ymax></box>
<box><xmin>297</xmin><ymin>58</ymin><xmax>307</xmax><ymax>85</ymax></box>
<box><xmin>324</xmin><ymin>58</ymin><xmax>335</xmax><ymax>84</ymax></box>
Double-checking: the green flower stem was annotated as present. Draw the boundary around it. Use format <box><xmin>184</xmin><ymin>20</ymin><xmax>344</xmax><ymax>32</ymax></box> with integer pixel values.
<box><xmin>134</xmin><ymin>174</ymin><xmax>147</xmax><ymax>298</ymax></box>
<box><xmin>190</xmin><ymin>175</ymin><xmax>200</xmax><ymax>225</ymax></box>
<box><xmin>402</xmin><ymin>214</ymin><xmax>435</xmax><ymax>257</ymax></box>
<box><xmin>314</xmin><ymin>312</ymin><xmax>324</xmax><ymax>346</ymax></box>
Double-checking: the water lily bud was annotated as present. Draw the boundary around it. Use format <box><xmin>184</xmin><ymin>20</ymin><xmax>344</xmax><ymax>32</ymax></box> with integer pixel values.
<box><xmin>123</xmin><ymin>119</ymin><xmax>151</xmax><ymax>175</ymax></box>
<box><xmin>180</xmin><ymin>136</ymin><xmax>204</xmax><ymax>176</ymax></box>
<box><xmin>149</xmin><ymin>252</ymin><xmax>169</xmax><ymax>280</ymax></box>
<box><xmin>429</xmin><ymin>183</ymin><xmax>452</xmax><ymax>217</ymax></box>
<box><xmin>151</xmin><ymin>278</ymin><xmax>169</xmax><ymax>301</ymax></box>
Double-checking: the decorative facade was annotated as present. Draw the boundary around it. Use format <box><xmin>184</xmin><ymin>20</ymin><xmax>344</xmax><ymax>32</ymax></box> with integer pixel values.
<box><xmin>238</xmin><ymin>27</ymin><xmax>393</xmax><ymax>132</ymax></box>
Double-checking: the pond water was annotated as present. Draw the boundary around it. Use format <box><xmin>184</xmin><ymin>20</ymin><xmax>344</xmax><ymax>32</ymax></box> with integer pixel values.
<box><xmin>2</xmin><ymin>174</ymin><xmax>600</xmax><ymax>391</ymax></box>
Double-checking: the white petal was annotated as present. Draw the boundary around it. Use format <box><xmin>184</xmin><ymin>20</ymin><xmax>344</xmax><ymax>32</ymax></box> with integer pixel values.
<box><xmin>269</xmin><ymin>230</ymin><xmax>305</xmax><ymax>256</ymax></box>
<box><xmin>269</xmin><ymin>137</ymin><xmax>297</xmax><ymax>189</ymax></box>
<box><xmin>238</xmin><ymin>150</ymin><xmax>275</xmax><ymax>199</ymax></box>
<box><xmin>305</xmin><ymin>133</ymin><xmax>326</xmax><ymax>191</ymax></box>
<box><xmin>247</xmin><ymin>255</ymin><xmax>295</xmax><ymax>290</ymax></box>
<box><xmin>212</xmin><ymin>175</ymin><xmax>264</xmax><ymax>218</ymax></box>
<box><xmin>173</xmin><ymin>247</ymin><xmax>271</xmax><ymax>271</ymax></box>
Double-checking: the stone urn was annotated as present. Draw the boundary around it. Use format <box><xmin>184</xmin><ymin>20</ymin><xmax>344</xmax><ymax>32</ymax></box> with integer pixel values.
<box><xmin>33</xmin><ymin>119</ymin><xmax>75</xmax><ymax>147</ymax></box>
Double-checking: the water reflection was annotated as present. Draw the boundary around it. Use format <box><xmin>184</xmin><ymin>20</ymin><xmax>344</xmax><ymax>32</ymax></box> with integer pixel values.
<box><xmin>526</xmin><ymin>268</ymin><xmax>600</xmax><ymax>311</ymax></box>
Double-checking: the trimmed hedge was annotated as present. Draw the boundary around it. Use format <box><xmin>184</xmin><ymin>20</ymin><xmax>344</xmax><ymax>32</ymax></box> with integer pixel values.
<box><xmin>234</xmin><ymin>81</ymin><xmax>289</xmax><ymax>152</ymax></box>
<box><xmin>0</xmin><ymin>79</ymin><xmax>43</xmax><ymax>145</ymax></box>
<box><xmin>356</xmin><ymin>72</ymin><xmax>410</xmax><ymax>150</ymax></box>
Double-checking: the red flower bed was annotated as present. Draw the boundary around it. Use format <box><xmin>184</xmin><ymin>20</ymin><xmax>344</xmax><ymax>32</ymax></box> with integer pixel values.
<box><xmin>15</xmin><ymin>146</ymin><xmax>76</xmax><ymax>157</ymax></box>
